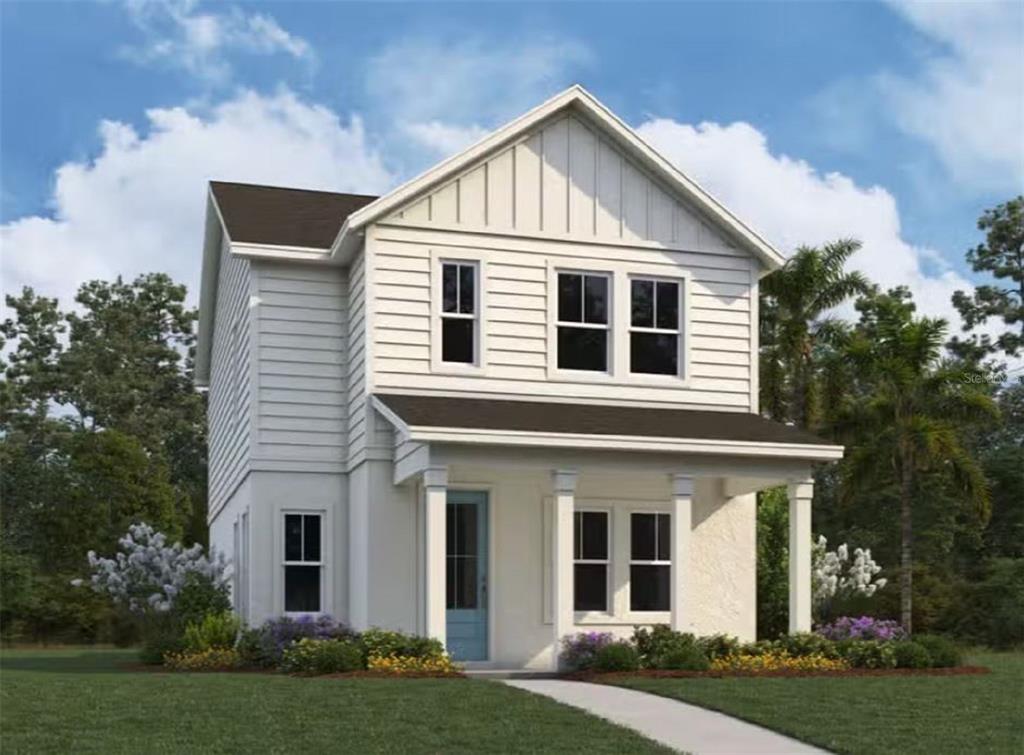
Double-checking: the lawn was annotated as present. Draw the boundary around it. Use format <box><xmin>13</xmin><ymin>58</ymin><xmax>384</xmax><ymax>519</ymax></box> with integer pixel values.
<box><xmin>0</xmin><ymin>649</ymin><xmax>670</xmax><ymax>754</ymax></box>
<box><xmin>612</xmin><ymin>651</ymin><xmax>1024</xmax><ymax>755</ymax></box>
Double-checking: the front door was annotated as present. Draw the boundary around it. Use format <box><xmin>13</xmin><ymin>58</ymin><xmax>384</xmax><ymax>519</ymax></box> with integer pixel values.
<box><xmin>446</xmin><ymin>491</ymin><xmax>488</xmax><ymax>661</ymax></box>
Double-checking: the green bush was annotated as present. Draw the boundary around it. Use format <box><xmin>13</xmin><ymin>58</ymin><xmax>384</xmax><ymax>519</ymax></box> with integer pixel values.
<box><xmin>182</xmin><ymin>611</ymin><xmax>240</xmax><ymax>652</ymax></box>
<box><xmin>696</xmin><ymin>633</ymin><xmax>740</xmax><ymax>662</ymax></box>
<box><xmin>949</xmin><ymin>558</ymin><xmax>1024</xmax><ymax>648</ymax></box>
<box><xmin>776</xmin><ymin>632</ymin><xmax>840</xmax><ymax>659</ymax></box>
<box><xmin>235</xmin><ymin>627</ymin><xmax>274</xmax><ymax>668</ymax></box>
<box><xmin>138</xmin><ymin>614</ymin><xmax>184</xmax><ymax>665</ymax></box>
<box><xmin>913</xmin><ymin>634</ymin><xmax>962</xmax><ymax>668</ymax></box>
<box><xmin>360</xmin><ymin>628</ymin><xmax>444</xmax><ymax>661</ymax></box>
<box><xmin>632</xmin><ymin>625</ymin><xmax>709</xmax><ymax>669</ymax></box>
<box><xmin>173</xmin><ymin>572</ymin><xmax>231</xmax><ymax>629</ymax></box>
<box><xmin>838</xmin><ymin>640</ymin><xmax>897</xmax><ymax>669</ymax></box>
<box><xmin>281</xmin><ymin>638</ymin><xmax>364</xmax><ymax>674</ymax></box>
<box><xmin>892</xmin><ymin>640</ymin><xmax>931</xmax><ymax>669</ymax></box>
<box><xmin>659</xmin><ymin>644</ymin><xmax>709</xmax><ymax>671</ymax></box>
<box><xmin>593</xmin><ymin>642</ymin><xmax>640</xmax><ymax>672</ymax></box>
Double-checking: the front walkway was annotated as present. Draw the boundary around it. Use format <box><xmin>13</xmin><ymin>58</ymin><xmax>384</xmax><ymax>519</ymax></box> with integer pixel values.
<box><xmin>502</xmin><ymin>680</ymin><xmax>828</xmax><ymax>755</ymax></box>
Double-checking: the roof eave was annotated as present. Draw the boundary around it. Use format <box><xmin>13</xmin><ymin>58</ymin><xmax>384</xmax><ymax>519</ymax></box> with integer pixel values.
<box><xmin>195</xmin><ymin>189</ymin><xmax>228</xmax><ymax>387</ymax></box>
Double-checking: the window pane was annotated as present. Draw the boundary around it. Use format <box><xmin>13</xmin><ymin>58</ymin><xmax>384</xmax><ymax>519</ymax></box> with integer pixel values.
<box><xmin>630</xmin><ymin>565</ymin><xmax>670</xmax><ymax>611</ymax></box>
<box><xmin>285</xmin><ymin>565</ymin><xmax>320</xmax><ymax>612</ymax></box>
<box><xmin>442</xmin><ymin>319</ymin><xmax>474</xmax><ymax>363</ymax></box>
<box><xmin>584</xmin><ymin>275</ymin><xmax>608</xmax><ymax>324</ymax></box>
<box><xmin>459</xmin><ymin>265</ymin><xmax>475</xmax><ymax>314</ymax></box>
<box><xmin>631</xmin><ymin>279</ymin><xmax>654</xmax><ymax>328</ymax></box>
<box><xmin>303</xmin><ymin>515</ymin><xmax>321</xmax><ymax>562</ymax></box>
<box><xmin>558</xmin><ymin>274</ymin><xmax>583</xmax><ymax>322</ymax></box>
<box><xmin>631</xmin><ymin>332</ymin><xmax>678</xmax><ymax>375</ymax></box>
<box><xmin>580</xmin><ymin>512</ymin><xmax>608</xmax><ymax>560</ymax></box>
<box><xmin>657</xmin><ymin>513</ymin><xmax>671</xmax><ymax>561</ymax></box>
<box><xmin>631</xmin><ymin>513</ymin><xmax>656</xmax><ymax>560</ymax></box>
<box><xmin>574</xmin><ymin>564</ymin><xmax>607</xmax><ymax>611</ymax></box>
<box><xmin>557</xmin><ymin>327</ymin><xmax>607</xmax><ymax>371</ymax></box>
<box><xmin>447</xmin><ymin>556</ymin><xmax>477</xmax><ymax>609</ymax></box>
<box><xmin>442</xmin><ymin>264</ymin><xmax>458</xmax><ymax>313</ymax></box>
<box><xmin>574</xmin><ymin>512</ymin><xmax>582</xmax><ymax>560</ymax></box>
<box><xmin>446</xmin><ymin>555</ymin><xmax>457</xmax><ymax>610</ymax></box>
<box><xmin>656</xmin><ymin>281</ymin><xmax>679</xmax><ymax>330</ymax></box>
<box><xmin>451</xmin><ymin>503</ymin><xmax>478</xmax><ymax>557</ymax></box>
<box><xmin>284</xmin><ymin>515</ymin><xmax>303</xmax><ymax>562</ymax></box>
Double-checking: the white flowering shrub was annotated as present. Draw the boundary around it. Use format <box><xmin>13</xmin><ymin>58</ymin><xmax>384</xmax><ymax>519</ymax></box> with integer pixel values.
<box><xmin>812</xmin><ymin>535</ymin><xmax>887</xmax><ymax>612</ymax></box>
<box><xmin>74</xmin><ymin>523</ymin><xmax>227</xmax><ymax>614</ymax></box>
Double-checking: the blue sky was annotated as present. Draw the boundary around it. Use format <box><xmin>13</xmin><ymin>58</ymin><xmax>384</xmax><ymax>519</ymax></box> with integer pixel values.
<box><xmin>2</xmin><ymin>0</ymin><xmax>1022</xmax><ymax>334</ymax></box>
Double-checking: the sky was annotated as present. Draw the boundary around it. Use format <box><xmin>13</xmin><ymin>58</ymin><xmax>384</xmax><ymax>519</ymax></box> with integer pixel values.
<box><xmin>1</xmin><ymin>0</ymin><xmax>1022</xmax><ymax>342</ymax></box>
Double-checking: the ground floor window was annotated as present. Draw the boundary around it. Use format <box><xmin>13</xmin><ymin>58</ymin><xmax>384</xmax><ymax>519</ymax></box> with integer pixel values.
<box><xmin>630</xmin><ymin>512</ymin><xmax>670</xmax><ymax>611</ymax></box>
<box><xmin>284</xmin><ymin>513</ymin><xmax>322</xmax><ymax>613</ymax></box>
<box><xmin>574</xmin><ymin>510</ymin><xmax>609</xmax><ymax>611</ymax></box>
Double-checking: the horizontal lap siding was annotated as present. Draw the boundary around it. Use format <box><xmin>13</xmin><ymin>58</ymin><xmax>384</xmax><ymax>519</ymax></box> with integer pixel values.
<box><xmin>347</xmin><ymin>254</ymin><xmax>368</xmax><ymax>463</ymax></box>
<box><xmin>371</xmin><ymin>230</ymin><xmax>753</xmax><ymax>410</ymax></box>
<box><xmin>208</xmin><ymin>238</ymin><xmax>252</xmax><ymax>513</ymax></box>
<box><xmin>255</xmin><ymin>263</ymin><xmax>347</xmax><ymax>460</ymax></box>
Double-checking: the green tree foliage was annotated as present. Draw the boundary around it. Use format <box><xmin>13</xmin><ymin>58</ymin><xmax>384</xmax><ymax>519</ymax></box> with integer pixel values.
<box><xmin>756</xmin><ymin>487</ymin><xmax>789</xmax><ymax>640</ymax></box>
<box><xmin>950</xmin><ymin>196</ymin><xmax>1024</xmax><ymax>359</ymax></box>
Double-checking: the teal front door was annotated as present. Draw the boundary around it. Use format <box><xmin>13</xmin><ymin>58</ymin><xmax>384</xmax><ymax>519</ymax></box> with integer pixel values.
<box><xmin>446</xmin><ymin>491</ymin><xmax>488</xmax><ymax>661</ymax></box>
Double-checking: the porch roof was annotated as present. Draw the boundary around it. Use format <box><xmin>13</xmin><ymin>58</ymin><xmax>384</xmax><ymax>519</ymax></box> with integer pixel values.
<box><xmin>374</xmin><ymin>394</ymin><xmax>842</xmax><ymax>460</ymax></box>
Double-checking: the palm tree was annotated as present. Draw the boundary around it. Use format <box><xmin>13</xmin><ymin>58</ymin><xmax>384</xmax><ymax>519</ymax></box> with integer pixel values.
<box><xmin>760</xmin><ymin>240</ymin><xmax>870</xmax><ymax>429</ymax></box>
<box><xmin>835</xmin><ymin>291</ymin><xmax>997</xmax><ymax>632</ymax></box>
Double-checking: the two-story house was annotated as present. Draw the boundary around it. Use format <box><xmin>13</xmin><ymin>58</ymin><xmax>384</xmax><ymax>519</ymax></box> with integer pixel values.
<box><xmin>196</xmin><ymin>86</ymin><xmax>842</xmax><ymax>670</ymax></box>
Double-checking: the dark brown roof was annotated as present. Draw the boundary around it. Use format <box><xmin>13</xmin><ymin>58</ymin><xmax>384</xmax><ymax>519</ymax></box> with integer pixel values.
<box><xmin>210</xmin><ymin>181</ymin><xmax>378</xmax><ymax>249</ymax></box>
<box><xmin>376</xmin><ymin>394</ymin><xmax>832</xmax><ymax>446</ymax></box>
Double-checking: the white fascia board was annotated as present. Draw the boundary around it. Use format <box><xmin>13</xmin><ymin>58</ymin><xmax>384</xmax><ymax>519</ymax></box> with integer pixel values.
<box><xmin>230</xmin><ymin>241</ymin><xmax>334</xmax><ymax>262</ymax></box>
<box><xmin>195</xmin><ymin>189</ymin><xmax>229</xmax><ymax>386</ymax></box>
<box><xmin>370</xmin><ymin>395</ymin><xmax>412</xmax><ymax>441</ymax></box>
<box><xmin>405</xmin><ymin>425</ymin><xmax>844</xmax><ymax>461</ymax></box>
<box><xmin>331</xmin><ymin>84</ymin><xmax>785</xmax><ymax>271</ymax></box>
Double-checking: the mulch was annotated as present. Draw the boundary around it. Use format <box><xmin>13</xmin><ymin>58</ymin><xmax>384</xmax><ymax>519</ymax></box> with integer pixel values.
<box><xmin>119</xmin><ymin>662</ymin><xmax>464</xmax><ymax>679</ymax></box>
<box><xmin>569</xmin><ymin>666</ymin><xmax>991</xmax><ymax>682</ymax></box>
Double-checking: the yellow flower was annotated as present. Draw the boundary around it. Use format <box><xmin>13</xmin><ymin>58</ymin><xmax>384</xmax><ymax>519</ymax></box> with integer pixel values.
<box><xmin>367</xmin><ymin>653</ymin><xmax>461</xmax><ymax>675</ymax></box>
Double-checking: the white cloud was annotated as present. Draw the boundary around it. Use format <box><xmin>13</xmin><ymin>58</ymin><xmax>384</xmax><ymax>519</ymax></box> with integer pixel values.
<box><xmin>876</xmin><ymin>0</ymin><xmax>1024</xmax><ymax>191</ymax></box>
<box><xmin>120</xmin><ymin>0</ymin><xmax>314</xmax><ymax>83</ymax></box>
<box><xmin>401</xmin><ymin>121</ymin><xmax>490</xmax><ymax>158</ymax></box>
<box><xmin>1</xmin><ymin>89</ymin><xmax>394</xmax><ymax>310</ymax></box>
<box><xmin>636</xmin><ymin>118</ymin><xmax>986</xmax><ymax>331</ymax></box>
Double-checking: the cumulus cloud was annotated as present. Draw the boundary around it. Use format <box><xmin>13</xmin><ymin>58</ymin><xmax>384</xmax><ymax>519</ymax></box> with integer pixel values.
<box><xmin>1</xmin><ymin>89</ymin><xmax>394</xmax><ymax>310</ymax></box>
<box><xmin>120</xmin><ymin>0</ymin><xmax>314</xmax><ymax>83</ymax></box>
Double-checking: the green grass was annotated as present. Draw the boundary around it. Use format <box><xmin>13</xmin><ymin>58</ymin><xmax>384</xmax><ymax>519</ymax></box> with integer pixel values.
<box><xmin>0</xmin><ymin>649</ymin><xmax>670</xmax><ymax>754</ymax></box>
<box><xmin>613</xmin><ymin>651</ymin><xmax>1024</xmax><ymax>755</ymax></box>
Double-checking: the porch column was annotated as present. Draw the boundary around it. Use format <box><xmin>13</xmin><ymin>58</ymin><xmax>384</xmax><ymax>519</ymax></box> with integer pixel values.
<box><xmin>670</xmin><ymin>475</ymin><xmax>694</xmax><ymax>632</ymax></box>
<box><xmin>788</xmin><ymin>477</ymin><xmax>814</xmax><ymax>633</ymax></box>
<box><xmin>423</xmin><ymin>466</ymin><xmax>448</xmax><ymax>647</ymax></box>
<box><xmin>552</xmin><ymin>469</ymin><xmax>577</xmax><ymax>670</ymax></box>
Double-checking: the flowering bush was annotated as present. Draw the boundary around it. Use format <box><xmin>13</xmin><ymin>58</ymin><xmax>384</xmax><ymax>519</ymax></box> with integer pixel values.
<box><xmin>360</xmin><ymin>628</ymin><xmax>444</xmax><ymax>661</ymax></box>
<box><xmin>281</xmin><ymin>638</ymin><xmax>364</xmax><ymax>674</ymax></box>
<box><xmin>838</xmin><ymin>640</ymin><xmax>898</xmax><ymax>668</ymax></box>
<box><xmin>182</xmin><ymin>611</ymin><xmax>240</xmax><ymax>652</ymax></box>
<box><xmin>774</xmin><ymin>632</ymin><xmax>842</xmax><ymax>659</ymax></box>
<box><xmin>560</xmin><ymin>632</ymin><xmax>615</xmax><ymax>671</ymax></box>
<box><xmin>812</xmin><ymin>535</ymin><xmax>887</xmax><ymax>613</ymax></box>
<box><xmin>817</xmin><ymin>616</ymin><xmax>905</xmax><ymax>641</ymax></box>
<box><xmin>711</xmin><ymin>651</ymin><xmax>850</xmax><ymax>673</ymax></box>
<box><xmin>367</xmin><ymin>653</ymin><xmax>461</xmax><ymax>675</ymax></box>
<box><xmin>248</xmin><ymin>615</ymin><xmax>358</xmax><ymax>666</ymax></box>
<box><xmin>164</xmin><ymin>648</ymin><xmax>241</xmax><ymax>672</ymax></box>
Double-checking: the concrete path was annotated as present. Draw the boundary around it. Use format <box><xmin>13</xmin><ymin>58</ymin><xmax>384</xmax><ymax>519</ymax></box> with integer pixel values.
<box><xmin>503</xmin><ymin>679</ymin><xmax>828</xmax><ymax>755</ymax></box>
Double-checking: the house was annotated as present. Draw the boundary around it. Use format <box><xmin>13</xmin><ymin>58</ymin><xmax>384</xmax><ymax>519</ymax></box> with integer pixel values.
<box><xmin>195</xmin><ymin>86</ymin><xmax>842</xmax><ymax>669</ymax></box>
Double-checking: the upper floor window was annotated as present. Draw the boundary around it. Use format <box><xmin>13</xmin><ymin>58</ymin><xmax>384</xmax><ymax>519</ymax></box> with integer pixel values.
<box><xmin>630</xmin><ymin>278</ymin><xmax>681</xmax><ymax>376</ymax></box>
<box><xmin>557</xmin><ymin>272</ymin><xmax>609</xmax><ymax>372</ymax></box>
<box><xmin>441</xmin><ymin>262</ymin><xmax>477</xmax><ymax>364</ymax></box>
<box><xmin>284</xmin><ymin>513</ymin><xmax>322</xmax><ymax>613</ymax></box>
<box><xmin>574</xmin><ymin>510</ymin><xmax>609</xmax><ymax>612</ymax></box>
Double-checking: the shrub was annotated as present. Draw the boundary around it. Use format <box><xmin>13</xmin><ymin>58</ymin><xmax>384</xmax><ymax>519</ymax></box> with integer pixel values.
<box><xmin>236</xmin><ymin>627</ymin><xmax>274</xmax><ymax>668</ymax></box>
<box><xmin>696</xmin><ymin>633</ymin><xmax>740</xmax><ymax>662</ymax></box>
<box><xmin>138</xmin><ymin>613</ymin><xmax>184</xmax><ymax>665</ymax></box>
<box><xmin>360</xmin><ymin>628</ymin><xmax>444</xmax><ymax>662</ymax></box>
<box><xmin>281</xmin><ymin>638</ymin><xmax>364</xmax><ymax>675</ymax></box>
<box><xmin>367</xmin><ymin>654</ymin><xmax>461</xmax><ymax>675</ymax></box>
<box><xmin>737</xmin><ymin>639</ymin><xmax>776</xmax><ymax>657</ymax></box>
<box><xmin>711</xmin><ymin>651</ymin><xmax>849</xmax><ymax>673</ymax></box>
<box><xmin>913</xmin><ymin>634</ymin><xmax>963</xmax><ymax>668</ymax></box>
<box><xmin>182</xmin><ymin>611</ymin><xmax>240</xmax><ymax>652</ymax></box>
<box><xmin>173</xmin><ymin>572</ymin><xmax>231</xmax><ymax>630</ymax></box>
<box><xmin>776</xmin><ymin>632</ymin><xmax>840</xmax><ymax>659</ymax></box>
<box><xmin>594</xmin><ymin>641</ymin><xmax>640</xmax><ymax>672</ymax></box>
<box><xmin>632</xmin><ymin>625</ymin><xmax>708</xmax><ymax>669</ymax></box>
<box><xmin>659</xmin><ymin>644</ymin><xmax>710</xmax><ymax>671</ymax></box>
<box><xmin>892</xmin><ymin>640</ymin><xmax>932</xmax><ymax>669</ymax></box>
<box><xmin>164</xmin><ymin>648</ymin><xmax>241</xmax><ymax>672</ymax></box>
<box><xmin>560</xmin><ymin>632</ymin><xmax>615</xmax><ymax>671</ymax></box>
<box><xmin>838</xmin><ymin>640</ymin><xmax>898</xmax><ymax>669</ymax></box>
<box><xmin>252</xmin><ymin>615</ymin><xmax>357</xmax><ymax>664</ymax></box>
<box><xmin>817</xmin><ymin>616</ymin><xmax>905</xmax><ymax>642</ymax></box>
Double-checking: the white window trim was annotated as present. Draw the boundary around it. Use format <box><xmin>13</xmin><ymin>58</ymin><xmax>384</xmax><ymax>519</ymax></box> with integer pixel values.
<box><xmin>573</xmin><ymin>507</ymin><xmax>612</xmax><ymax>619</ymax></box>
<box><xmin>430</xmin><ymin>250</ymin><xmax>488</xmax><ymax>375</ymax></box>
<box><xmin>628</xmin><ymin>510</ymin><xmax>672</xmax><ymax>615</ymax></box>
<box><xmin>281</xmin><ymin>510</ymin><xmax>327</xmax><ymax>617</ymax></box>
<box><xmin>628</xmin><ymin>274</ymin><xmax>687</xmax><ymax>383</ymax></box>
<box><xmin>547</xmin><ymin>265</ymin><xmax>616</xmax><ymax>382</ymax></box>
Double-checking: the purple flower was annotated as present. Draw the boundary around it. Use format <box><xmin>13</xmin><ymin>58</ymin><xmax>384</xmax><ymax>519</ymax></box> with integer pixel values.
<box><xmin>816</xmin><ymin>616</ymin><xmax>905</xmax><ymax>641</ymax></box>
<box><xmin>560</xmin><ymin>632</ymin><xmax>615</xmax><ymax>671</ymax></box>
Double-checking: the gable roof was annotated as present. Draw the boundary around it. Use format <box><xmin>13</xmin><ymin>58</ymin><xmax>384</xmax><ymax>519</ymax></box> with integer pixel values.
<box><xmin>209</xmin><ymin>181</ymin><xmax>377</xmax><ymax>250</ymax></box>
<box><xmin>333</xmin><ymin>85</ymin><xmax>785</xmax><ymax>271</ymax></box>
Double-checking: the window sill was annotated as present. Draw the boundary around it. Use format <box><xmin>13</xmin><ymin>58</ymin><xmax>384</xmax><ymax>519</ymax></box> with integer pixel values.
<box><xmin>431</xmin><ymin>360</ymin><xmax>487</xmax><ymax>377</ymax></box>
<box><xmin>572</xmin><ymin>611</ymin><xmax>671</xmax><ymax>626</ymax></box>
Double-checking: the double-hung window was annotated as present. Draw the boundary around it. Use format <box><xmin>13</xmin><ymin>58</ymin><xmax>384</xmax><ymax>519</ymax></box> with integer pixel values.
<box><xmin>441</xmin><ymin>261</ymin><xmax>477</xmax><ymax>364</ymax></box>
<box><xmin>630</xmin><ymin>278</ymin><xmax>682</xmax><ymax>376</ymax></box>
<box><xmin>630</xmin><ymin>512</ymin><xmax>670</xmax><ymax>611</ymax></box>
<box><xmin>574</xmin><ymin>511</ymin><xmax>609</xmax><ymax>612</ymax></box>
<box><xmin>557</xmin><ymin>272</ymin><xmax>610</xmax><ymax>372</ymax></box>
<box><xmin>284</xmin><ymin>513</ymin><xmax>322</xmax><ymax>613</ymax></box>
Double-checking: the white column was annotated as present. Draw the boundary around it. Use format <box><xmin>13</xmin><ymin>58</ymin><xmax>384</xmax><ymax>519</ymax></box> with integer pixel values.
<box><xmin>670</xmin><ymin>475</ymin><xmax>694</xmax><ymax>632</ymax></box>
<box><xmin>788</xmin><ymin>478</ymin><xmax>814</xmax><ymax>633</ymax></box>
<box><xmin>423</xmin><ymin>466</ymin><xmax>448</xmax><ymax>648</ymax></box>
<box><xmin>552</xmin><ymin>469</ymin><xmax>577</xmax><ymax>670</ymax></box>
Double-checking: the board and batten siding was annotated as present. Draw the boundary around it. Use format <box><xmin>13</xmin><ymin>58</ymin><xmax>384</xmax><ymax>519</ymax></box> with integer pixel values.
<box><xmin>252</xmin><ymin>262</ymin><xmax>348</xmax><ymax>466</ymax></box>
<box><xmin>208</xmin><ymin>236</ymin><xmax>253</xmax><ymax>515</ymax></box>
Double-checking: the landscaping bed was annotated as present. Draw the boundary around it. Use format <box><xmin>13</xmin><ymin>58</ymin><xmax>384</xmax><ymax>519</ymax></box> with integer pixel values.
<box><xmin>568</xmin><ymin>665</ymin><xmax>990</xmax><ymax>681</ymax></box>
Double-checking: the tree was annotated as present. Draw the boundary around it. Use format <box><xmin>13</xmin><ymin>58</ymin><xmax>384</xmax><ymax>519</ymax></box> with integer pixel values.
<box><xmin>950</xmin><ymin>196</ymin><xmax>1024</xmax><ymax>359</ymax></box>
<box><xmin>760</xmin><ymin>240</ymin><xmax>870</xmax><ymax>429</ymax></box>
<box><xmin>835</xmin><ymin>288</ymin><xmax>998</xmax><ymax>632</ymax></box>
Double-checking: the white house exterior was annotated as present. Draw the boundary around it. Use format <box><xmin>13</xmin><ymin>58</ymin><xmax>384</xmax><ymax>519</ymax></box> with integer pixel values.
<box><xmin>196</xmin><ymin>86</ymin><xmax>842</xmax><ymax>670</ymax></box>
